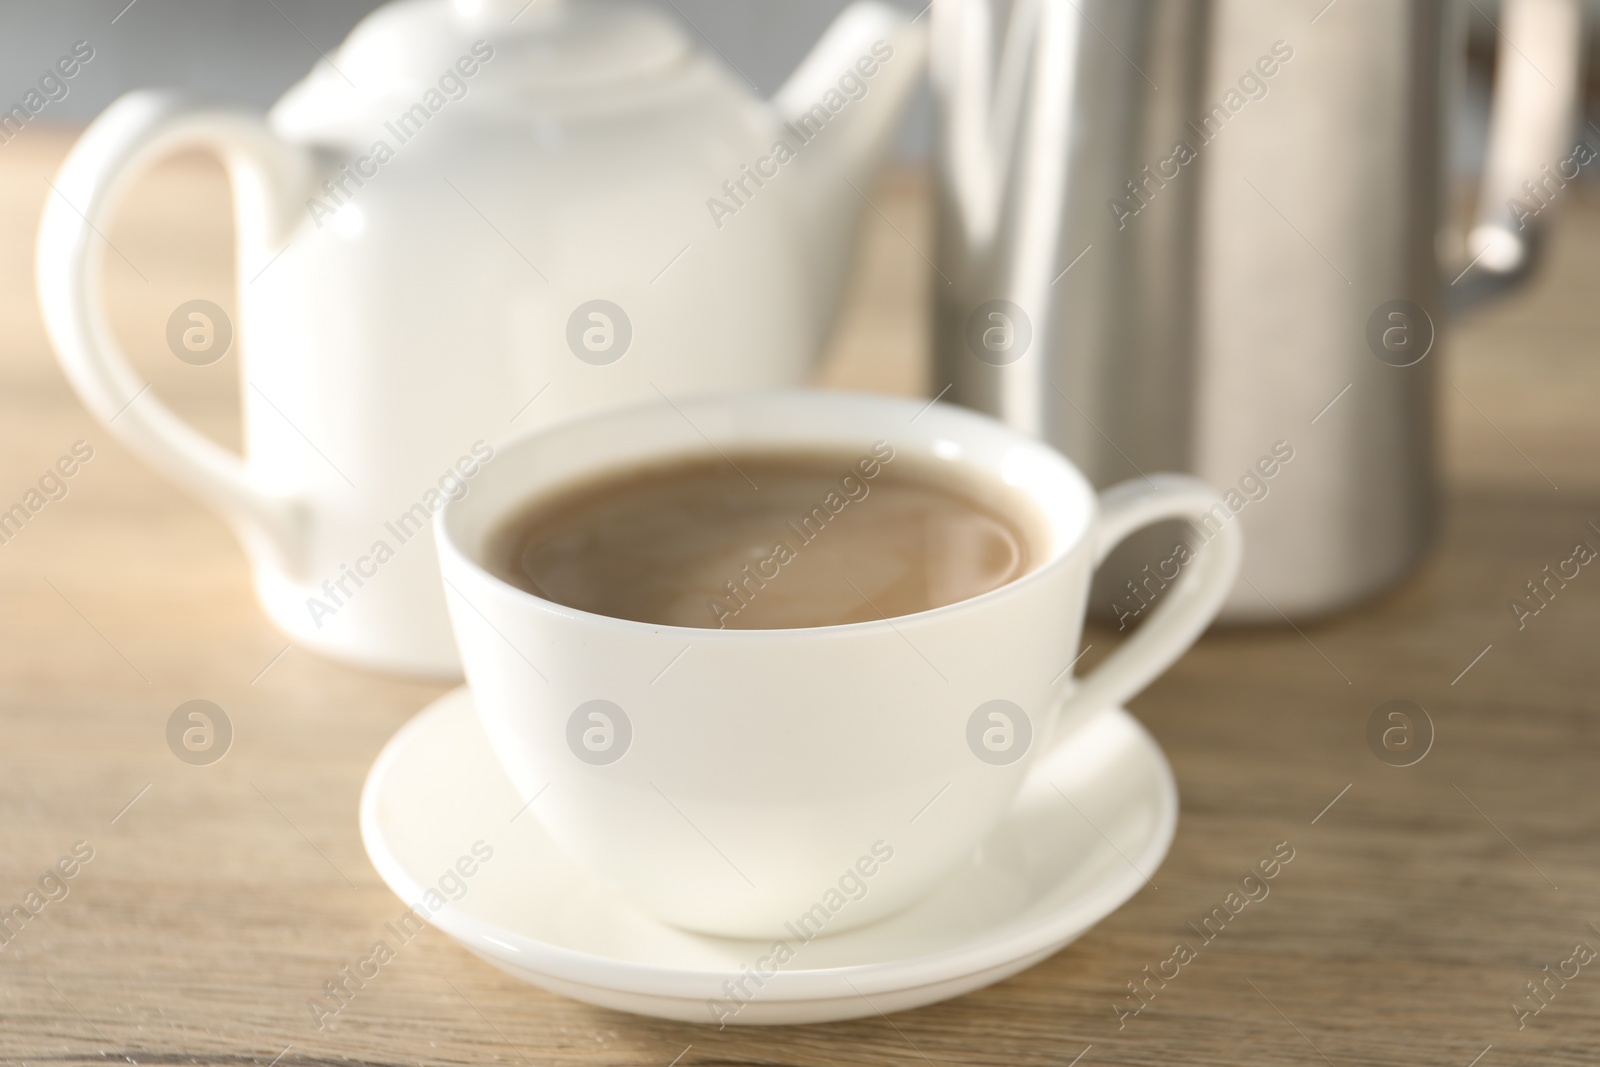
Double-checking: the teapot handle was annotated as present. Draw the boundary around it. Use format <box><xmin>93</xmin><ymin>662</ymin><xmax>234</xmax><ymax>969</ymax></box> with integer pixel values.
<box><xmin>36</xmin><ymin>91</ymin><xmax>313</xmax><ymax>573</ymax></box>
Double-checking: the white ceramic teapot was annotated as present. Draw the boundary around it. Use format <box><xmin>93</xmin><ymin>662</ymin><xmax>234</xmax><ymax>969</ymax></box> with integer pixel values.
<box><xmin>38</xmin><ymin>0</ymin><xmax>926</xmax><ymax>676</ymax></box>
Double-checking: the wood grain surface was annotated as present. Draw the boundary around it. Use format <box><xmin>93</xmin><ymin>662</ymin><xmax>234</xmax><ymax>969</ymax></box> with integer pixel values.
<box><xmin>2</xmin><ymin>127</ymin><xmax>1598</xmax><ymax>1067</ymax></box>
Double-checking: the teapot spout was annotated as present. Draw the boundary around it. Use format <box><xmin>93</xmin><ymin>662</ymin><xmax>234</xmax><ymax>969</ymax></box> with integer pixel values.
<box><xmin>772</xmin><ymin>3</ymin><xmax>928</xmax><ymax>328</ymax></box>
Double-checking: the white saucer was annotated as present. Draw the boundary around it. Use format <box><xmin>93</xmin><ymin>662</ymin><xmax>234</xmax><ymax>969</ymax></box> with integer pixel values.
<box><xmin>360</xmin><ymin>687</ymin><xmax>1177</xmax><ymax>1025</ymax></box>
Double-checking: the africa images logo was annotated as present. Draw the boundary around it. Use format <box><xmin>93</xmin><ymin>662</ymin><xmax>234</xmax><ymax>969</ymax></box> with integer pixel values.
<box><xmin>704</xmin><ymin>840</ymin><xmax>895</xmax><ymax>1026</ymax></box>
<box><xmin>704</xmin><ymin>40</ymin><xmax>896</xmax><ymax>230</ymax></box>
<box><xmin>305</xmin><ymin>41</ymin><xmax>495</xmax><ymax>228</ymax></box>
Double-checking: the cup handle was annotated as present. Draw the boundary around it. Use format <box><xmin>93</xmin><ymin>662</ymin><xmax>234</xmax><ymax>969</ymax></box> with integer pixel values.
<box><xmin>1049</xmin><ymin>474</ymin><xmax>1244</xmax><ymax>746</ymax></box>
<box><xmin>36</xmin><ymin>90</ymin><xmax>314</xmax><ymax>573</ymax></box>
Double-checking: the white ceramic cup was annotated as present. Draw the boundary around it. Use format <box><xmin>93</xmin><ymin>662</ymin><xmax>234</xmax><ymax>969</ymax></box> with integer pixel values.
<box><xmin>435</xmin><ymin>390</ymin><xmax>1242</xmax><ymax>939</ymax></box>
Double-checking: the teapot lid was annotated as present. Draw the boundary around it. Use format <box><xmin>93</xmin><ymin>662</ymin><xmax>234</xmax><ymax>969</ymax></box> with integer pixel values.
<box><xmin>272</xmin><ymin>0</ymin><xmax>696</xmax><ymax>138</ymax></box>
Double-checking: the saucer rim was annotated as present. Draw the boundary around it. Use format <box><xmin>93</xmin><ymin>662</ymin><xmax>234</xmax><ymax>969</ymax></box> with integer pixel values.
<box><xmin>360</xmin><ymin>686</ymin><xmax>1177</xmax><ymax>1005</ymax></box>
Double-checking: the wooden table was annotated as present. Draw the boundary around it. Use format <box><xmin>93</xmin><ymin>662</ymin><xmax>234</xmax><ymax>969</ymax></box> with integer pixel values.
<box><xmin>3</xmin><ymin>128</ymin><xmax>1598</xmax><ymax>1067</ymax></box>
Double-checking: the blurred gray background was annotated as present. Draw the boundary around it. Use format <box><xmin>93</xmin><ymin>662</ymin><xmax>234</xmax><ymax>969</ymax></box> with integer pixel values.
<box><xmin>3</xmin><ymin>0</ymin><xmax>1599</xmax><ymax>169</ymax></box>
<box><xmin>0</xmin><ymin>0</ymin><xmax>934</xmax><ymax>154</ymax></box>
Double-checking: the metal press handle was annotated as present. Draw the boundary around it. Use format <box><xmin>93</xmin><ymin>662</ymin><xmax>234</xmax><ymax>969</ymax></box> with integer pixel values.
<box><xmin>1458</xmin><ymin>0</ymin><xmax>1584</xmax><ymax>306</ymax></box>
